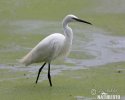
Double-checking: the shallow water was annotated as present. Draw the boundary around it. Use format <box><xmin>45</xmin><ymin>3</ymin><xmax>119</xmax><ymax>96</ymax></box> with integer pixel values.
<box><xmin>0</xmin><ymin>1</ymin><xmax>125</xmax><ymax>100</ymax></box>
<box><xmin>70</xmin><ymin>29</ymin><xmax>125</xmax><ymax>67</ymax></box>
<box><xmin>0</xmin><ymin>20</ymin><xmax>125</xmax><ymax>82</ymax></box>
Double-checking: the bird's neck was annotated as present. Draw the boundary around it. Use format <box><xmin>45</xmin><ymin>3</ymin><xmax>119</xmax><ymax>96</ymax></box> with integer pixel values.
<box><xmin>63</xmin><ymin>22</ymin><xmax>73</xmax><ymax>42</ymax></box>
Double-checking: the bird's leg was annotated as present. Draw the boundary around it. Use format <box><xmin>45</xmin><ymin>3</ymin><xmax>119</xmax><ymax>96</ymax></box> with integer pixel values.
<box><xmin>35</xmin><ymin>62</ymin><xmax>46</xmax><ymax>84</ymax></box>
<box><xmin>48</xmin><ymin>63</ymin><xmax>52</xmax><ymax>87</ymax></box>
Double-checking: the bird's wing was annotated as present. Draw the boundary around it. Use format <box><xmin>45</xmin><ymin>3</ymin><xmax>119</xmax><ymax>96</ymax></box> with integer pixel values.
<box><xmin>20</xmin><ymin>33</ymin><xmax>65</xmax><ymax>66</ymax></box>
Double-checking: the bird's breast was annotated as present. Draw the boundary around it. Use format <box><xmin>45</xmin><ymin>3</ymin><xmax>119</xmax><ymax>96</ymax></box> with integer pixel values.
<box><xmin>59</xmin><ymin>39</ymin><xmax>72</xmax><ymax>57</ymax></box>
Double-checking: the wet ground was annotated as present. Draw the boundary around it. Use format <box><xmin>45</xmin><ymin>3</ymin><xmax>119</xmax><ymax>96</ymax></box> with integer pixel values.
<box><xmin>0</xmin><ymin>0</ymin><xmax>125</xmax><ymax>100</ymax></box>
<box><xmin>0</xmin><ymin>20</ymin><xmax>125</xmax><ymax>78</ymax></box>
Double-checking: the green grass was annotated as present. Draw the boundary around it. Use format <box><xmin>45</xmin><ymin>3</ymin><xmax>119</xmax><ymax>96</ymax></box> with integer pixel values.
<box><xmin>0</xmin><ymin>0</ymin><xmax>125</xmax><ymax>35</ymax></box>
<box><xmin>0</xmin><ymin>0</ymin><xmax>95</xmax><ymax>20</ymax></box>
<box><xmin>0</xmin><ymin>0</ymin><xmax>125</xmax><ymax>100</ymax></box>
<box><xmin>0</xmin><ymin>62</ymin><xmax>125</xmax><ymax>100</ymax></box>
<box><xmin>90</xmin><ymin>14</ymin><xmax>125</xmax><ymax>36</ymax></box>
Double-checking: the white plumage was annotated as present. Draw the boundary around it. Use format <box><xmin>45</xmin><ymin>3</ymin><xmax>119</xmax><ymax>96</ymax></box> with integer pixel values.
<box><xmin>20</xmin><ymin>33</ymin><xmax>70</xmax><ymax>66</ymax></box>
<box><xmin>20</xmin><ymin>14</ymin><xmax>92</xmax><ymax>86</ymax></box>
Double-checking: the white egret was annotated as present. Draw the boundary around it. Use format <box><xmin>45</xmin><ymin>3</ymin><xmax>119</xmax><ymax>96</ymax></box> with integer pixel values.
<box><xmin>20</xmin><ymin>14</ymin><xmax>92</xmax><ymax>87</ymax></box>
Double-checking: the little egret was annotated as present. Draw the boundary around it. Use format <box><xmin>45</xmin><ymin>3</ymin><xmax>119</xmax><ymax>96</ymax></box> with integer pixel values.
<box><xmin>20</xmin><ymin>14</ymin><xmax>92</xmax><ymax>87</ymax></box>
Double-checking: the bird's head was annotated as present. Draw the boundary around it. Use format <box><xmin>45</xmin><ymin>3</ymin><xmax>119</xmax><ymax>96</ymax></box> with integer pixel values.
<box><xmin>63</xmin><ymin>14</ymin><xmax>92</xmax><ymax>25</ymax></box>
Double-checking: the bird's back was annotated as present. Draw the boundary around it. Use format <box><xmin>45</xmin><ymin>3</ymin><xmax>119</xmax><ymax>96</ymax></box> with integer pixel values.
<box><xmin>20</xmin><ymin>33</ymin><xmax>66</xmax><ymax>66</ymax></box>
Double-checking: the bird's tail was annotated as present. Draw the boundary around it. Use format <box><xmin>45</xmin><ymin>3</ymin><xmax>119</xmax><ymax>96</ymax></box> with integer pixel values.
<box><xmin>19</xmin><ymin>54</ymin><xmax>31</xmax><ymax>66</ymax></box>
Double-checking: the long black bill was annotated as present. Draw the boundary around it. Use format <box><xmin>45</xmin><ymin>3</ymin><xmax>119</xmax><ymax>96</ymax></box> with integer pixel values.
<box><xmin>73</xmin><ymin>18</ymin><xmax>92</xmax><ymax>25</ymax></box>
